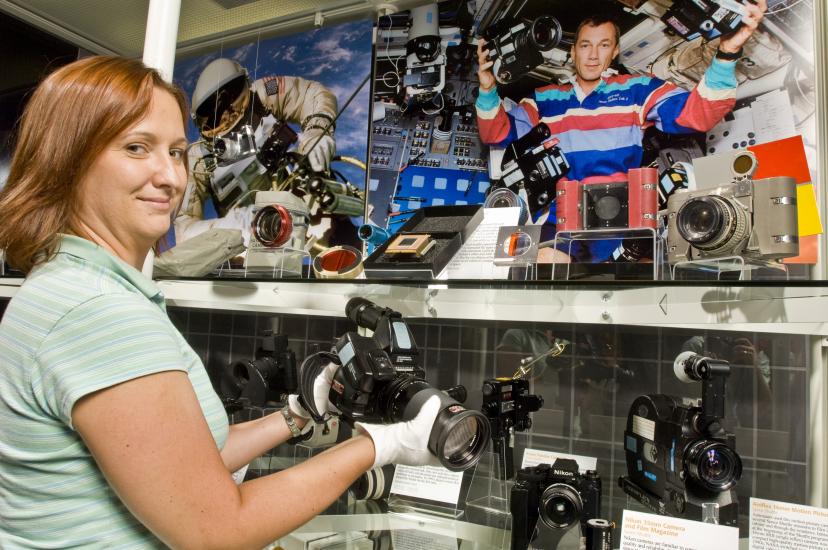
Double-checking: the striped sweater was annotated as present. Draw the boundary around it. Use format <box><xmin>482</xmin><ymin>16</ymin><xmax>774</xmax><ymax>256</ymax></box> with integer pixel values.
<box><xmin>476</xmin><ymin>58</ymin><xmax>738</xmax><ymax>185</ymax></box>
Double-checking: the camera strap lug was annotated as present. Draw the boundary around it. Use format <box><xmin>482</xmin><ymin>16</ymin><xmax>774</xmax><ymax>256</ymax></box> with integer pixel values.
<box><xmin>772</xmin><ymin>196</ymin><xmax>797</xmax><ymax>205</ymax></box>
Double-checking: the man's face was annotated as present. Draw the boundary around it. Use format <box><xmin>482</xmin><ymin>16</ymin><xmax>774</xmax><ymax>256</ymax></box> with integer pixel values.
<box><xmin>571</xmin><ymin>22</ymin><xmax>620</xmax><ymax>83</ymax></box>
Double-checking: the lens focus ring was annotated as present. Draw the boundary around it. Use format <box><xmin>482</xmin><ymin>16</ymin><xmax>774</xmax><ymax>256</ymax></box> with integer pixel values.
<box><xmin>539</xmin><ymin>483</ymin><xmax>583</xmax><ymax>529</ymax></box>
<box><xmin>676</xmin><ymin>195</ymin><xmax>748</xmax><ymax>254</ymax></box>
<box><xmin>685</xmin><ymin>440</ymin><xmax>742</xmax><ymax>492</ymax></box>
<box><xmin>252</xmin><ymin>204</ymin><xmax>293</xmax><ymax>248</ymax></box>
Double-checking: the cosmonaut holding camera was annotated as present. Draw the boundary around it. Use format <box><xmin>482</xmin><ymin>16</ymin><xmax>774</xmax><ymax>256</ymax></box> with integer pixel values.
<box><xmin>476</xmin><ymin>3</ymin><xmax>767</xmax><ymax>262</ymax></box>
<box><xmin>174</xmin><ymin>57</ymin><xmax>339</xmax><ymax>246</ymax></box>
<box><xmin>0</xmin><ymin>56</ymin><xmax>443</xmax><ymax>549</ymax></box>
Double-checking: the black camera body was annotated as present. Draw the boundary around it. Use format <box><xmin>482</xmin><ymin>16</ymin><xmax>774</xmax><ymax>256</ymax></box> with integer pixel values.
<box><xmin>662</xmin><ymin>0</ymin><xmax>745</xmax><ymax>41</ymax></box>
<box><xmin>511</xmin><ymin>459</ymin><xmax>602</xmax><ymax>550</ymax></box>
<box><xmin>483</xmin><ymin>16</ymin><xmax>565</xmax><ymax>83</ymax></box>
<box><xmin>219</xmin><ymin>331</ymin><xmax>298</xmax><ymax>408</ymax></box>
<box><xmin>619</xmin><ymin>353</ymin><xmax>742</xmax><ymax>525</ymax></box>
<box><xmin>301</xmin><ymin>298</ymin><xmax>489</xmax><ymax>471</ymax></box>
<box><xmin>482</xmin><ymin>377</ymin><xmax>543</xmax><ymax>479</ymax></box>
<box><xmin>501</xmin><ymin>123</ymin><xmax>570</xmax><ymax>213</ymax></box>
<box><xmin>330</xmin><ymin>330</ymin><xmax>422</xmax><ymax>422</ymax></box>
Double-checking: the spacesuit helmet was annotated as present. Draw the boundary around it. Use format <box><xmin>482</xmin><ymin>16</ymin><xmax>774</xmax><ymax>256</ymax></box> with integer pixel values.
<box><xmin>192</xmin><ymin>58</ymin><xmax>251</xmax><ymax>139</ymax></box>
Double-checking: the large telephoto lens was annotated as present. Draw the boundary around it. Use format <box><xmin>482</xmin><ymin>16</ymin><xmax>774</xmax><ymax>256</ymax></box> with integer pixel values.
<box><xmin>685</xmin><ymin>440</ymin><xmax>742</xmax><ymax>492</ymax></box>
<box><xmin>383</xmin><ymin>378</ymin><xmax>489</xmax><ymax>471</ymax></box>
<box><xmin>676</xmin><ymin>195</ymin><xmax>747</xmax><ymax>253</ymax></box>
<box><xmin>540</xmin><ymin>484</ymin><xmax>583</xmax><ymax>529</ymax></box>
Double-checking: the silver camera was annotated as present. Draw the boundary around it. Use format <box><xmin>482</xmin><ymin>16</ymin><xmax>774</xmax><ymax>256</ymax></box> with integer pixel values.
<box><xmin>666</xmin><ymin>151</ymin><xmax>799</xmax><ymax>264</ymax></box>
<box><xmin>245</xmin><ymin>191</ymin><xmax>310</xmax><ymax>276</ymax></box>
<box><xmin>213</xmin><ymin>124</ymin><xmax>257</xmax><ymax>165</ymax></box>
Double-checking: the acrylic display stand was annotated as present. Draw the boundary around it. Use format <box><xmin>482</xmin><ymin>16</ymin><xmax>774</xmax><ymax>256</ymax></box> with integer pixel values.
<box><xmin>671</xmin><ymin>255</ymin><xmax>790</xmax><ymax>281</ymax></box>
<box><xmin>215</xmin><ymin>246</ymin><xmax>310</xmax><ymax>279</ymax></box>
<box><xmin>551</xmin><ymin>227</ymin><xmax>663</xmax><ymax>280</ymax></box>
<box><xmin>465</xmin><ymin>445</ymin><xmax>514</xmax><ymax>516</ymax></box>
<box><xmin>387</xmin><ymin>495</ymin><xmax>464</xmax><ymax>520</ymax></box>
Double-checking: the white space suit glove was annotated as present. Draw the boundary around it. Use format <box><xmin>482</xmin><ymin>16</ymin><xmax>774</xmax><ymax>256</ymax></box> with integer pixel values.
<box><xmin>355</xmin><ymin>395</ymin><xmax>442</xmax><ymax>469</ymax></box>
<box><xmin>288</xmin><ymin>362</ymin><xmax>341</xmax><ymax>420</ymax></box>
<box><xmin>298</xmin><ymin>129</ymin><xmax>335</xmax><ymax>173</ymax></box>
<box><xmin>174</xmin><ymin>204</ymin><xmax>257</xmax><ymax>247</ymax></box>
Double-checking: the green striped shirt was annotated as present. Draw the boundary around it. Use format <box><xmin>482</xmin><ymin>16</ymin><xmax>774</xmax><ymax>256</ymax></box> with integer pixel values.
<box><xmin>0</xmin><ymin>235</ymin><xmax>229</xmax><ymax>548</ymax></box>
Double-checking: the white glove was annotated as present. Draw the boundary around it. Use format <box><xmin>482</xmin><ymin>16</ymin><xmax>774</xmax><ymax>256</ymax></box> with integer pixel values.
<box><xmin>288</xmin><ymin>361</ymin><xmax>340</xmax><ymax>420</ymax></box>
<box><xmin>298</xmin><ymin>130</ymin><xmax>335</xmax><ymax>173</ymax></box>
<box><xmin>356</xmin><ymin>395</ymin><xmax>443</xmax><ymax>469</ymax></box>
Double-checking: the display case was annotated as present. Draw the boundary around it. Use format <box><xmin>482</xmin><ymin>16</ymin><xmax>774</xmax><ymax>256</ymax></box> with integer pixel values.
<box><xmin>2</xmin><ymin>276</ymin><xmax>827</xmax><ymax>549</ymax></box>
<box><xmin>141</xmin><ymin>278</ymin><xmax>828</xmax><ymax>548</ymax></box>
<box><xmin>2</xmin><ymin>0</ymin><xmax>828</xmax><ymax>548</ymax></box>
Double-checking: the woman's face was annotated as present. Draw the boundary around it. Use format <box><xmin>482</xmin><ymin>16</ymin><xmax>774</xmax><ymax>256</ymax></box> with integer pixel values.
<box><xmin>76</xmin><ymin>87</ymin><xmax>187</xmax><ymax>262</ymax></box>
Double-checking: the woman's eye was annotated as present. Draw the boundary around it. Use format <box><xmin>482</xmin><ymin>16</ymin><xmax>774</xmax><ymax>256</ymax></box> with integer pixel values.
<box><xmin>126</xmin><ymin>143</ymin><xmax>148</xmax><ymax>155</ymax></box>
<box><xmin>170</xmin><ymin>149</ymin><xmax>184</xmax><ymax>161</ymax></box>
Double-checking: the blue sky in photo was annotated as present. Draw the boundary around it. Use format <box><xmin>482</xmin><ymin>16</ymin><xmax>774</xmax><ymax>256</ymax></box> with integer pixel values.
<box><xmin>173</xmin><ymin>19</ymin><xmax>373</xmax><ymax>189</ymax></box>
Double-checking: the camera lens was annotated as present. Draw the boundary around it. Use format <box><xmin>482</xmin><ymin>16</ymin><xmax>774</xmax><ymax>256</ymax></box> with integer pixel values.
<box><xmin>530</xmin><ymin>16</ymin><xmax>562</xmax><ymax>51</ymax></box>
<box><xmin>484</xmin><ymin>187</ymin><xmax>529</xmax><ymax>224</ymax></box>
<box><xmin>350</xmin><ymin>464</ymin><xmax>395</xmax><ymax>501</ymax></box>
<box><xmin>252</xmin><ymin>204</ymin><xmax>293</xmax><ymax>248</ymax></box>
<box><xmin>540</xmin><ymin>484</ymin><xmax>583</xmax><ymax>529</ymax></box>
<box><xmin>387</xmin><ymin>379</ymin><xmax>490</xmax><ymax>471</ymax></box>
<box><xmin>594</xmin><ymin>195</ymin><xmax>622</xmax><ymax>221</ymax></box>
<box><xmin>686</xmin><ymin>440</ymin><xmax>742</xmax><ymax>492</ymax></box>
<box><xmin>676</xmin><ymin>196</ymin><xmax>748</xmax><ymax>253</ymax></box>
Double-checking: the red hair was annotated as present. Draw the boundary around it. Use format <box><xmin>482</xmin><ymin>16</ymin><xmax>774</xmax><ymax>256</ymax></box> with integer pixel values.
<box><xmin>0</xmin><ymin>56</ymin><xmax>188</xmax><ymax>273</ymax></box>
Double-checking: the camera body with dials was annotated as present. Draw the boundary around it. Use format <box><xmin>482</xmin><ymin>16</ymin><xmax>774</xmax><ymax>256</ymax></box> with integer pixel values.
<box><xmin>511</xmin><ymin>458</ymin><xmax>602</xmax><ymax>550</ymax></box>
<box><xmin>666</xmin><ymin>151</ymin><xmax>798</xmax><ymax>264</ymax></box>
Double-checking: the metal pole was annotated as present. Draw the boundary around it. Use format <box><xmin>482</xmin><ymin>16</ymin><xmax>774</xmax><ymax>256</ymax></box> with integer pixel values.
<box><xmin>140</xmin><ymin>0</ymin><xmax>182</xmax><ymax>277</ymax></box>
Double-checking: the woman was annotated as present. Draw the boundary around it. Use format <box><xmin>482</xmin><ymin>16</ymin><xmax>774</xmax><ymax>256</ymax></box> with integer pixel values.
<box><xmin>0</xmin><ymin>56</ymin><xmax>438</xmax><ymax>549</ymax></box>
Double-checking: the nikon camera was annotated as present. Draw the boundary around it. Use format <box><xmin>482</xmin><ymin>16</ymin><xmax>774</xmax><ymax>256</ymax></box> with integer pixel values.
<box><xmin>511</xmin><ymin>458</ymin><xmax>601</xmax><ymax>550</ymax></box>
<box><xmin>619</xmin><ymin>351</ymin><xmax>742</xmax><ymax>525</ymax></box>
<box><xmin>666</xmin><ymin>150</ymin><xmax>798</xmax><ymax>265</ymax></box>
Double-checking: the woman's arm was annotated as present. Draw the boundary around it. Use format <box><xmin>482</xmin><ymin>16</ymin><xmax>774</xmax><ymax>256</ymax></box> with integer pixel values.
<box><xmin>73</xmin><ymin>370</ymin><xmax>373</xmax><ymax>550</ymax></box>
<box><xmin>219</xmin><ymin>410</ymin><xmax>308</xmax><ymax>473</ymax></box>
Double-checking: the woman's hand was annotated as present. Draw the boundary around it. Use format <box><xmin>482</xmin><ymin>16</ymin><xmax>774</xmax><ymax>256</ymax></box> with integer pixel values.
<box><xmin>288</xmin><ymin>361</ymin><xmax>340</xmax><ymax>421</ymax></box>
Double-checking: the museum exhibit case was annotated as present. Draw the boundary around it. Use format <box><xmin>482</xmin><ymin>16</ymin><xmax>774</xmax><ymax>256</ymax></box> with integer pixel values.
<box><xmin>2</xmin><ymin>0</ymin><xmax>828</xmax><ymax>548</ymax></box>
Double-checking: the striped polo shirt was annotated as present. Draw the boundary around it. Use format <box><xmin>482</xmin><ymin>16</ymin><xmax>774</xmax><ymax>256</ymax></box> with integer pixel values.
<box><xmin>477</xmin><ymin>58</ymin><xmax>737</xmax><ymax>183</ymax></box>
<box><xmin>476</xmin><ymin>59</ymin><xmax>737</xmax><ymax>260</ymax></box>
<box><xmin>0</xmin><ymin>235</ymin><xmax>229</xmax><ymax>549</ymax></box>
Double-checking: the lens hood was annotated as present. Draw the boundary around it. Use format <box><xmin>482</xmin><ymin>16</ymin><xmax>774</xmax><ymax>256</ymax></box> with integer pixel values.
<box><xmin>297</xmin><ymin>351</ymin><xmax>339</xmax><ymax>422</ymax></box>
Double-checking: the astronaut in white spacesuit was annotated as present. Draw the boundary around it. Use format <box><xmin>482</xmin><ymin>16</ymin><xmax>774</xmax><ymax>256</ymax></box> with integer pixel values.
<box><xmin>175</xmin><ymin>58</ymin><xmax>338</xmax><ymax>245</ymax></box>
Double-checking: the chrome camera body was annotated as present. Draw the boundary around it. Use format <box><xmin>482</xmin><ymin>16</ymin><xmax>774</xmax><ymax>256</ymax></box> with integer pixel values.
<box><xmin>666</xmin><ymin>151</ymin><xmax>798</xmax><ymax>264</ymax></box>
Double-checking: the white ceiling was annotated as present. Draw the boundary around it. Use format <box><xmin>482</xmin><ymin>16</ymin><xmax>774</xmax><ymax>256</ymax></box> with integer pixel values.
<box><xmin>0</xmin><ymin>0</ymin><xmax>426</xmax><ymax>57</ymax></box>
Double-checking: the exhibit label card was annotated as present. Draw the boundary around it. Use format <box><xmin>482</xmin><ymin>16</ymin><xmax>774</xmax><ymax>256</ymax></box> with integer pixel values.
<box><xmin>390</xmin><ymin>465</ymin><xmax>463</xmax><ymax>505</ymax></box>
<box><xmin>521</xmin><ymin>448</ymin><xmax>597</xmax><ymax>471</ymax></box>
<box><xmin>391</xmin><ymin>529</ymin><xmax>458</xmax><ymax>550</ymax></box>
<box><xmin>750</xmin><ymin>497</ymin><xmax>828</xmax><ymax>549</ymax></box>
<box><xmin>619</xmin><ymin>509</ymin><xmax>738</xmax><ymax>550</ymax></box>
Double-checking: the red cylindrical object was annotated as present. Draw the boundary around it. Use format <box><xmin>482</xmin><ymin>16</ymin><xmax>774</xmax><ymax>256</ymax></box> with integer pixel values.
<box><xmin>627</xmin><ymin>167</ymin><xmax>658</xmax><ymax>229</ymax></box>
<box><xmin>555</xmin><ymin>179</ymin><xmax>583</xmax><ymax>232</ymax></box>
<box><xmin>251</xmin><ymin>204</ymin><xmax>294</xmax><ymax>247</ymax></box>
